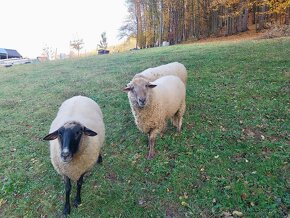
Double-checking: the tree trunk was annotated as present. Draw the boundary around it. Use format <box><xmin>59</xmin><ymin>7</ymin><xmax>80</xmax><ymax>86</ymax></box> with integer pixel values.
<box><xmin>135</xmin><ymin>0</ymin><xmax>143</xmax><ymax>48</ymax></box>
<box><xmin>196</xmin><ymin>0</ymin><xmax>200</xmax><ymax>39</ymax></box>
<box><xmin>256</xmin><ymin>4</ymin><xmax>266</xmax><ymax>32</ymax></box>
<box><xmin>193</xmin><ymin>0</ymin><xmax>196</xmax><ymax>38</ymax></box>
<box><xmin>285</xmin><ymin>7</ymin><xmax>290</xmax><ymax>25</ymax></box>
<box><xmin>252</xmin><ymin>3</ymin><xmax>256</xmax><ymax>25</ymax></box>
<box><xmin>159</xmin><ymin>0</ymin><xmax>163</xmax><ymax>46</ymax></box>
<box><xmin>229</xmin><ymin>17</ymin><xmax>232</xmax><ymax>35</ymax></box>
<box><xmin>242</xmin><ymin>8</ymin><xmax>248</xmax><ymax>32</ymax></box>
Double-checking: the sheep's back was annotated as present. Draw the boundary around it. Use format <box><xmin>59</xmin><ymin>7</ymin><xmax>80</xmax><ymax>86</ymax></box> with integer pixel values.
<box><xmin>50</xmin><ymin>96</ymin><xmax>103</xmax><ymax>133</ymax></box>
<box><xmin>134</xmin><ymin>62</ymin><xmax>187</xmax><ymax>85</ymax></box>
<box><xmin>153</xmin><ymin>75</ymin><xmax>186</xmax><ymax>116</ymax></box>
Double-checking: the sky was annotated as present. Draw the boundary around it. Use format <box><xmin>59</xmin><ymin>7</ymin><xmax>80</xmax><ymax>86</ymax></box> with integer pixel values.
<box><xmin>0</xmin><ymin>0</ymin><xmax>128</xmax><ymax>58</ymax></box>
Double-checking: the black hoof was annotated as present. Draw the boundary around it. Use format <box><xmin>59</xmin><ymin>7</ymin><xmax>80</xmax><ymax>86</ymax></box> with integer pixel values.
<box><xmin>63</xmin><ymin>204</ymin><xmax>71</xmax><ymax>215</ymax></box>
<box><xmin>73</xmin><ymin>198</ymin><xmax>81</xmax><ymax>208</ymax></box>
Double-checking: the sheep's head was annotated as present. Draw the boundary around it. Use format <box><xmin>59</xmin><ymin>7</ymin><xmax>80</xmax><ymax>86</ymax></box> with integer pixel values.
<box><xmin>124</xmin><ymin>77</ymin><xmax>157</xmax><ymax>108</ymax></box>
<box><xmin>43</xmin><ymin>121</ymin><xmax>97</xmax><ymax>163</ymax></box>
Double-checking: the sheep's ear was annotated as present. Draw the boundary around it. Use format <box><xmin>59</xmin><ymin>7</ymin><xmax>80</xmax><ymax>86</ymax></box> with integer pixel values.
<box><xmin>123</xmin><ymin>86</ymin><xmax>132</xmax><ymax>92</ymax></box>
<box><xmin>147</xmin><ymin>83</ymin><xmax>157</xmax><ymax>88</ymax></box>
<box><xmin>43</xmin><ymin>130</ymin><xmax>58</xmax><ymax>141</ymax></box>
<box><xmin>83</xmin><ymin>127</ymin><xmax>98</xmax><ymax>136</ymax></box>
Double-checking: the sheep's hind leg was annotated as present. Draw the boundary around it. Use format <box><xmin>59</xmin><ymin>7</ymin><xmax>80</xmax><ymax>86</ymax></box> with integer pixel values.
<box><xmin>172</xmin><ymin>116</ymin><xmax>178</xmax><ymax>129</ymax></box>
<box><xmin>63</xmin><ymin>176</ymin><xmax>71</xmax><ymax>215</ymax></box>
<box><xmin>175</xmin><ymin>101</ymin><xmax>186</xmax><ymax>133</ymax></box>
<box><xmin>97</xmin><ymin>153</ymin><xmax>103</xmax><ymax>164</ymax></box>
<box><xmin>74</xmin><ymin>174</ymin><xmax>84</xmax><ymax>208</ymax></box>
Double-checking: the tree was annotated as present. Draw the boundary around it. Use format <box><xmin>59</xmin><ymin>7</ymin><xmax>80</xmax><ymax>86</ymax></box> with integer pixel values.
<box><xmin>70</xmin><ymin>38</ymin><xmax>84</xmax><ymax>57</ymax></box>
<box><xmin>42</xmin><ymin>44</ymin><xmax>55</xmax><ymax>60</ymax></box>
<box><xmin>119</xmin><ymin>0</ymin><xmax>138</xmax><ymax>48</ymax></box>
<box><xmin>119</xmin><ymin>1</ymin><xmax>138</xmax><ymax>40</ymax></box>
<box><xmin>118</xmin><ymin>17</ymin><xmax>137</xmax><ymax>40</ymax></box>
<box><xmin>97</xmin><ymin>32</ymin><xmax>108</xmax><ymax>50</ymax></box>
<box><xmin>135</xmin><ymin>0</ymin><xmax>145</xmax><ymax>48</ymax></box>
<box><xmin>121</xmin><ymin>0</ymin><xmax>289</xmax><ymax>46</ymax></box>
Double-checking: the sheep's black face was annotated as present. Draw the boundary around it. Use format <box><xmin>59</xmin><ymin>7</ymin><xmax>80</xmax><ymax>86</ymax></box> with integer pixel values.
<box><xmin>124</xmin><ymin>78</ymin><xmax>157</xmax><ymax>108</ymax></box>
<box><xmin>43</xmin><ymin>122</ymin><xmax>98</xmax><ymax>163</ymax></box>
<box><xmin>58</xmin><ymin>123</ymin><xmax>84</xmax><ymax>163</ymax></box>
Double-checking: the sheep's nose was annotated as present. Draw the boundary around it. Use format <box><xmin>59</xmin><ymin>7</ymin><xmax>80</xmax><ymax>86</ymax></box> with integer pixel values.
<box><xmin>61</xmin><ymin>151</ymin><xmax>70</xmax><ymax>158</ymax></box>
<box><xmin>139</xmin><ymin>98</ymin><xmax>146</xmax><ymax>104</ymax></box>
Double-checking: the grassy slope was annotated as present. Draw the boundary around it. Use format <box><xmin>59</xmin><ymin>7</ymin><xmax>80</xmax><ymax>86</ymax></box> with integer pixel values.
<box><xmin>0</xmin><ymin>38</ymin><xmax>289</xmax><ymax>217</ymax></box>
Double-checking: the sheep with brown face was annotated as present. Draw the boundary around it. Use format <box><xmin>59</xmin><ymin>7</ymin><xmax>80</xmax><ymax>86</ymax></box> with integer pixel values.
<box><xmin>43</xmin><ymin>96</ymin><xmax>105</xmax><ymax>215</ymax></box>
<box><xmin>124</xmin><ymin>75</ymin><xmax>186</xmax><ymax>159</ymax></box>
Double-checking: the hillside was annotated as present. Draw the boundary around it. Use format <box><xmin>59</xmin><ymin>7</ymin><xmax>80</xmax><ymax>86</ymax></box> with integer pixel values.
<box><xmin>0</xmin><ymin>38</ymin><xmax>289</xmax><ymax>217</ymax></box>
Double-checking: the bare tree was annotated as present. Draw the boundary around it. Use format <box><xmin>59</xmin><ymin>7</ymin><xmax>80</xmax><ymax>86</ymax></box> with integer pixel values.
<box><xmin>70</xmin><ymin>38</ymin><xmax>84</xmax><ymax>57</ymax></box>
<box><xmin>119</xmin><ymin>0</ymin><xmax>139</xmax><ymax>48</ymax></box>
<box><xmin>118</xmin><ymin>16</ymin><xmax>137</xmax><ymax>40</ymax></box>
<box><xmin>42</xmin><ymin>44</ymin><xmax>55</xmax><ymax>60</ymax></box>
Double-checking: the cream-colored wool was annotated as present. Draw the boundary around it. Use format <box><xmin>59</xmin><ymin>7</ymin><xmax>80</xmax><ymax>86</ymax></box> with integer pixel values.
<box><xmin>128</xmin><ymin>75</ymin><xmax>186</xmax><ymax>135</ymax></box>
<box><xmin>49</xmin><ymin>96</ymin><xmax>105</xmax><ymax>181</ymax></box>
<box><xmin>133</xmin><ymin>62</ymin><xmax>188</xmax><ymax>85</ymax></box>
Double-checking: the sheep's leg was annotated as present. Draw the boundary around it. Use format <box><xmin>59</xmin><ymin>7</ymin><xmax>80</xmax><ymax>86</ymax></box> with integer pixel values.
<box><xmin>177</xmin><ymin>116</ymin><xmax>183</xmax><ymax>132</ymax></box>
<box><xmin>160</xmin><ymin>131</ymin><xmax>164</xmax><ymax>138</ymax></box>
<box><xmin>160</xmin><ymin>122</ymin><xmax>167</xmax><ymax>138</ymax></box>
<box><xmin>172</xmin><ymin>116</ymin><xmax>178</xmax><ymax>128</ymax></box>
<box><xmin>73</xmin><ymin>174</ymin><xmax>84</xmax><ymax>208</ymax></box>
<box><xmin>147</xmin><ymin>133</ymin><xmax>150</xmax><ymax>147</ymax></box>
<box><xmin>176</xmin><ymin>101</ymin><xmax>186</xmax><ymax>133</ymax></box>
<box><xmin>147</xmin><ymin>130</ymin><xmax>158</xmax><ymax>159</ymax></box>
<box><xmin>63</xmin><ymin>176</ymin><xmax>71</xmax><ymax>215</ymax></box>
<box><xmin>97</xmin><ymin>153</ymin><xmax>103</xmax><ymax>164</ymax></box>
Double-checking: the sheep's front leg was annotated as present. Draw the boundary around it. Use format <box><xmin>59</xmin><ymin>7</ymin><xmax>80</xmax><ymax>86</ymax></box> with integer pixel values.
<box><xmin>74</xmin><ymin>174</ymin><xmax>84</xmax><ymax>207</ymax></box>
<box><xmin>63</xmin><ymin>176</ymin><xmax>71</xmax><ymax>215</ymax></box>
<box><xmin>147</xmin><ymin>130</ymin><xmax>157</xmax><ymax>159</ymax></box>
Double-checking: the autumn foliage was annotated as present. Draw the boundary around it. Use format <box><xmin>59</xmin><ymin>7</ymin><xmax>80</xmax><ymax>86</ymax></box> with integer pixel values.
<box><xmin>121</xmin><ymin>0</ymin><xmax>290</xmax><ymax>48</ymax></box>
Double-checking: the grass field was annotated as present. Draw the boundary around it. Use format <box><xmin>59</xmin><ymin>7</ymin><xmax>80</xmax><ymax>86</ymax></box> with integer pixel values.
<box><xmin>0</xmin><ymin>37</ymin><xmax>289</xmax><ymax>217</ymax></box>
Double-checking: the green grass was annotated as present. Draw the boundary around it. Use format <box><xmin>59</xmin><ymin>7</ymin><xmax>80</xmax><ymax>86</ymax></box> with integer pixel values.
<box><xmin>0</xmin><ymin>37</ymin><xmax>289</xmax><ymax>217</ymax></box>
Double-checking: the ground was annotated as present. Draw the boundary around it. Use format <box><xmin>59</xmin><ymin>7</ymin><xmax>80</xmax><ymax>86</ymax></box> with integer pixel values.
<box><xmin>0</xmin><ymin>37</ymin><xmax>289</xmax><ymax>217</ymax></box>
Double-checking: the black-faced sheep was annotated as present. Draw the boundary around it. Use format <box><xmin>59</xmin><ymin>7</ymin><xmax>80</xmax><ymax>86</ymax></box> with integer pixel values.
<box><xmin>133</xmin><ymin>62</ymin><xmax>188</xmax><ymax>85</ymax></box>
<box><xmin>124</xmin><ymin>75</ymin><xmax>186</xmax><ymax>159</ymax></box>
<box><xmin>43</xmin><ymin>96</ymin><xmax>105</xmax><ymax>215</ymax></box>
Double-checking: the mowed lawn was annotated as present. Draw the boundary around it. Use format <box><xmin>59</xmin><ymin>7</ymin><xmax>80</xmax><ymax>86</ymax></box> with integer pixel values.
<box><xmin>0</xmin><ymin>38</ymin><xmax>289</xmax><ymax>217</ymax></box>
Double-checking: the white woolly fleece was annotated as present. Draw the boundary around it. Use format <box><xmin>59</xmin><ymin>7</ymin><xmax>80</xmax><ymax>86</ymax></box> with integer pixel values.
<box><xmin>48</xmin><ymin>96</ymin><xmax>105</xmax><ymax>181</ymax></box>
<box><xmin>133</xmin><ymin>62</ymin><xmax>188</xmax><ymax>85</ymax></box>
<box><xmin>128</xmin><ymin>75</ymin><xmax>186</xmax><ymax>135</ymax></box>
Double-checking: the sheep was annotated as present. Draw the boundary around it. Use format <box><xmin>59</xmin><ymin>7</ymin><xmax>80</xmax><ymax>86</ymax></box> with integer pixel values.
<box><xmin>133</xmin><ymin>62</ymin><xmax>188</xmax><ymax>85</ymax></box>
<box><xmin>124</xmin><ymin>75</ymin><xmax>186</xmax><ymax>159</ymax></box>
<box><xmin>43</xmin><ymin>95</ymin><xmax>105</xmax><ymax>215</ymax></box>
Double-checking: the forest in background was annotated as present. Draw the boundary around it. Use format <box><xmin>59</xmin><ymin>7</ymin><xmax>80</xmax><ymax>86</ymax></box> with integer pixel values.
<box><xmin>119</xmin><ymin>0</ymin><xmax>290</xmax><ymax>48</ymax></box>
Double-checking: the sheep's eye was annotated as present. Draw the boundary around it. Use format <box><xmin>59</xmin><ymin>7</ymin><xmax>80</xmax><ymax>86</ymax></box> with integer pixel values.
<box><xmin>75</xmin><ymin>131</ymin><xmax>82</xmax><ymax>139</ymax></box>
